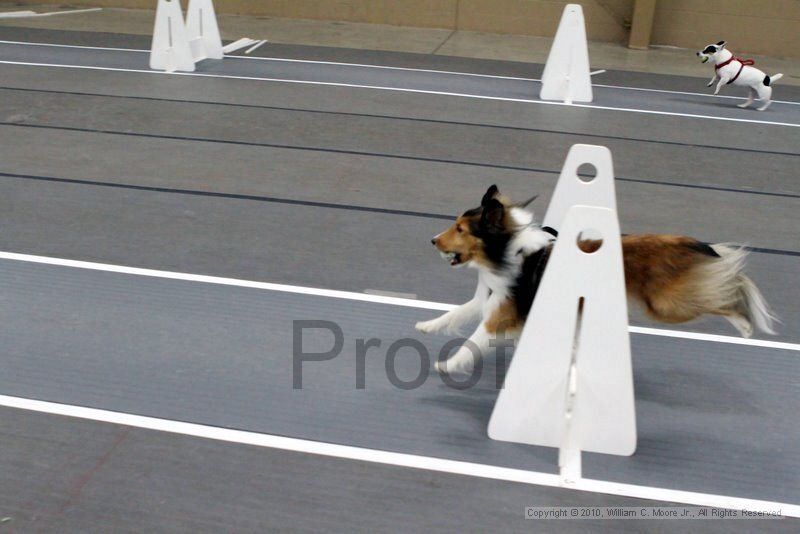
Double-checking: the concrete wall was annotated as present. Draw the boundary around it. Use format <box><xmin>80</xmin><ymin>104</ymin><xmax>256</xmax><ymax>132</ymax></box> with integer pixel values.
<box><xmin>12</xmin><ymin>1</ymin><xmax>798</xmax><ymax>57</ymax></box>
<box><xmin>650</xmin><ymin>0</ymin><xmax>799</xmax><ymax>58</ymax></box>
<box><xmin>13</xmin><ymin>0</ymin><xmax>634</xmax><ymax>42</ymax></box>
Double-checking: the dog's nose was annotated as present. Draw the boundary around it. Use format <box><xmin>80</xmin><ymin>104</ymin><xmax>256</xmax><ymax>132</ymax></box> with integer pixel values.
<box><xmin>696</xmin><ymin>51</ymin><xmax>700</xmax><ymax>56</ymax></box>
<box><xmin>431</xmin><ymin>238</ymin><xmax>437</xmax><ymax>246</ymax></box>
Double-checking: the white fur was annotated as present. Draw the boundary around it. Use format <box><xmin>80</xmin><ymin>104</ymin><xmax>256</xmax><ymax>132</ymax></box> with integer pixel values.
<box><xmin>709</xmin><ymin>244</ymin><xmax>778</xmax><ymax>336</ymax></box>
<box><xmin>697</xmin><ymin>43</ymin><xmax>783</xmax><ymax>111</ymax></box>
<box><xmin>416</xmin><ymin>207</ymin><xmax>554</xmax><ymax>374</ymax></box>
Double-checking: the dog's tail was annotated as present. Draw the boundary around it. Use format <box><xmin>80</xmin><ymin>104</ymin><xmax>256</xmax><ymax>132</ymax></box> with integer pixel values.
<box><xmin>709</xmin><ymin>244</ymin><xmax>778</xmax><ymax>335</ymax></box>
<box><xmin>765</xmin><ymin>73</ymin><xmax>783</xmax><ymax>86</ymax></box>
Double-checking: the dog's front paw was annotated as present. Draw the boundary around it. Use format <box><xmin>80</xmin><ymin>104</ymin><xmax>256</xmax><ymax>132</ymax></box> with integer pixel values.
<box><xmin>435</xmin><ymin>351</ymin><xmax>476</xmax><ymax>376</ymax></box>
<box><xmin>416</xmin><ymin>319</ymin><xmax>443</xmax><ymax>334</ymax></box>
<box><xmin>707</xmin><ymin>81</ymin><xmax>714</xmax><ymax>87</ymax></box>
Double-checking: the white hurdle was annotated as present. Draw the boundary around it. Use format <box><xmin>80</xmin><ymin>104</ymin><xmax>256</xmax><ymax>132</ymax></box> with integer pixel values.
<box><xmin>539</xmin><ymin>3</ymin><xmax>593</xmax><ymax>104</ymax></box>
<box><xmin>542</xmin><ymin>144</ymin><xmax>617</xmax><ymax>231</ymax></box>
<box><xmin>186</xmin><ymin>0</ymin><xmax>223</xmax><ymax>61</ymax></box>
<box><xmin>488</xmin><ymin>144</ymin><xmax>635</xmax><ymax>483</ymax></box>
<box><xmin>150</xmin><ymin>0</ymin><xmax>195</xmax><ymax>72</ymax></box>
<box><xmin>150</xmin><ymin>0</ymin><xmax>223</xmax><ymax>72</ymax></box>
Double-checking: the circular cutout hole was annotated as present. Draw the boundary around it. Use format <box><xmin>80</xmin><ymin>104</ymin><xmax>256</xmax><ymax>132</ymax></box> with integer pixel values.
<box><xmin>577</xmin><ymin>229</ymin><xmax>603</xmax><ymax>253</ymax></box>
<box><xmin>577</xmin><ymin>163</ymin><xmax>597</xmax><ymax>183</ymax></box>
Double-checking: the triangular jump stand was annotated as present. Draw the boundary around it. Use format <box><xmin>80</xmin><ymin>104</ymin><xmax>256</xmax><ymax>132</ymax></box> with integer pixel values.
<box><xmin>543</xmin><ymin>144</ymin><xmax>616</xmax><ymax>232</ymax></box>
<box><xmin>488</xmin><ymin>145</ymin><xmax>635</xmax><ymax>483</ymax></box>
<box><xmin>150</xmin><ymin>0</ymin><xmax>223</xmax><ymax>72</ymax></box>
<box><xmin>540</xmin><ymin>3</ymin><xmax>593</xmax><ymax>104</ymax></box>
<box><xmin>150</xmin><ymin>0</ymin><xmax>195</xmax><ymax>73</ymax></box>
<box><xmin>186</xmin><ymin>0</ymin><xmax>223</xmax><ymax>61</ymax></box>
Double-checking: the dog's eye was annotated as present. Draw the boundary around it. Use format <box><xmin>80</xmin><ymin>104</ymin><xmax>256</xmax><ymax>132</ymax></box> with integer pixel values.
<box><xmin>456</xmin><ymin>225</ymin><xmax>463</xmax><ymax>233</ymax></box>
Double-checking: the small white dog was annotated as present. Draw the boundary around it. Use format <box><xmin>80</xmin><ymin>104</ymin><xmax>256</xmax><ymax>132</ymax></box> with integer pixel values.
<box><xmin>696</xmin><ymin>41</ymin><xmax>783</xmax><ymax>111</ymax></box>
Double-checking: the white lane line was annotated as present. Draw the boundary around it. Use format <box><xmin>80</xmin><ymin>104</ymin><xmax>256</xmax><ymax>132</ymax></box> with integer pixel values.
<box><xmin>0</xmin><ymin>38</ymin><xmax>142</xmax><ymax>53</ymax></box>
<box><xmin>0</xmin><ymin>394</ymin><xmax>796</xmax><ymax>516</ymax></box>
<box><xmin>364</xmin><ymin>289</ymin><xmax>419</xmax><ymax>299</ymax></box>
<box><xmin>592</xmin><ymin>82</ymin><xmax>800</xmax><ymax>106</ymax></box>
<box><xmin>0</xmin><ymin>251</ymin><xmax>797</xmax><ymax>352</ymax></box>
<box><xmin>1</xmin><ymin>39</ymin><xmax>798</xmax><ymax>105</ymax></box>
<box><xmin>0</xmin><ymin>39</ymin><xmax>534</xmax><ymax>81</ymax></box>
<box><xmin>0</xmin><ymin>8</ymin><xmax>102</xmax><ymax>18</ymax></box>
<box><xmin>0</xmin><ymin>60</ymin><xmax>797</xmax><ymax>128</ymax></box>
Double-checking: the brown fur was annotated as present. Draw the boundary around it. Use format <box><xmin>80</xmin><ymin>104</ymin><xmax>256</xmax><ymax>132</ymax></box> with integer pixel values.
<box><xmin>432</xmin><ymin>193</ymin><xmax>517</xmax><ymax>269</ymax></box>
<box><xmin>443</xmin><ymin>225</ymin><xmax>756</xmax><ymax>327</ymax></box>
<box><xmin>620</xmin><ymin>235</ymin><xmax>739</xmax><ymax>324</ymax></box>
<box><xmin>580</xmin><ymin>235</ymin><xmax>743</xmax><ymax>323</ymax></box>
<box><xmin>485</xmin><ymin>299</ymin><xmax>522</xmax><ymax>334</ymax></box>
<box><xmin>433</xmin><ymin>214</ymin><xmax>484</xmax><ymax>266</ymax></box>
<box><xmin>431</xmin><ymin>183</ymin><xmax>776</xmax><ymax>339</ymax></box>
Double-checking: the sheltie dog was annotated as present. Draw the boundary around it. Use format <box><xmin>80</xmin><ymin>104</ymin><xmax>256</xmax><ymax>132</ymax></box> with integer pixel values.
<box><xmin>416</xmin><ymin>185</ymin><xmax>777</xmax><ymax>375</ymax></box>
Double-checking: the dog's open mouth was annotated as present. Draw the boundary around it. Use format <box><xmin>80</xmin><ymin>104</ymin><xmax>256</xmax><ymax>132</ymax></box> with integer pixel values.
<box><xmin>440</xmin><ymin>251</ymin><xmax>464</xmax><ymax>266</ymax></box>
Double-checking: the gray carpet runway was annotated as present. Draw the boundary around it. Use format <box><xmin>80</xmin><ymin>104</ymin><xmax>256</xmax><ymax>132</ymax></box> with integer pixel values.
<box><xmin>0</xmin><ymin>27</ymin><xmax>799</xmax><ymax>531</ymax></box>
<box><xmin>1</xmin><ymin>259</ymin><xmax>797</xmax><ymax>504</ymax></box>
<box><xmin>1</xmin><ymin>40</ymin><xmax>799</xmax><ymax>126</ymax></box>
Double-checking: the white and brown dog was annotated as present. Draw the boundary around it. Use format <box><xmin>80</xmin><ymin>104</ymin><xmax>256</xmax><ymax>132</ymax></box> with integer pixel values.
<box><xmin>696</xmin><ymin>41</ymin><xmax>783</xmax><ymax>111</ymax></box>
<box><xmin>417</xmin><ymin>185</ymin><xmax>777</xmax><ymax>375</ymax></box>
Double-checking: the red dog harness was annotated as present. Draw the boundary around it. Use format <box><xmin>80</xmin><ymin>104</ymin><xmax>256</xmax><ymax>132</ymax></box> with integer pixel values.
<box><xmin>715</xmin><ymin>56</ymin><xmax>755</xmax><ymax>84</ymax></box>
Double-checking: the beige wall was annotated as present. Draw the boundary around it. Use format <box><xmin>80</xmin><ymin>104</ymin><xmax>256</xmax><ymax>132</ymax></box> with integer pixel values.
<box><xmin>457</xmin><ymin>1</ymin><xmax>633</xmax><ymax>42</ymax></box>
<box><xmin>11</xmin><ymin>0</ymin><xmax>797</xmax><ymax>57</ymax></box>
<box><xmin>12</xmin><ymin>0</ymin><xmax>633</xmax><ymax>41</ymax></box>
<box><xmin>650</xmin><ymin>0</ymin><xmax>799</xmax><ymax>58</ymax></box>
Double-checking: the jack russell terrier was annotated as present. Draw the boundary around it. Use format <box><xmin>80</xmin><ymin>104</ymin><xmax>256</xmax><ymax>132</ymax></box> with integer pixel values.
<box><xmin>696</xmin><ymin>41</ymin><xmax>783</xmax><ymax>111</ymax></box>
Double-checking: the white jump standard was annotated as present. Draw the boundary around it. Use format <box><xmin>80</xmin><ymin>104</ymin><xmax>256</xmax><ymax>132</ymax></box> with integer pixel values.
<box><xmin>539</xmin><ymin>3</ymin><xmax>593</xmax><ymax>104</ymax></box>
<box><xmin>150</xmin><ymin>0</ymin><xmax>222</xmax><ymax>73</ymax></box>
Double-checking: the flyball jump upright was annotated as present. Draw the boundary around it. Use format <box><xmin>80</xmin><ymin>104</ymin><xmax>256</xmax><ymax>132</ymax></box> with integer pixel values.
<box><xmin>150</xmin><ymin>0</ymin><xmax>223</xmax><ymax>73</ymax></box>
<box><xmin>488</xmin><ymin>145</ymin><xmax>636</xmax><ymax>482</ymax></box>
<box><xmin>540</xmin><ymin>4</ymin><xmax>593</xmax><ymax>104</ymax></box>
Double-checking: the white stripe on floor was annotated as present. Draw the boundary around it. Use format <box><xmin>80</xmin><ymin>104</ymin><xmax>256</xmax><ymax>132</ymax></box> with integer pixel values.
<box><xmin>1</xmin><ymin>39</ymin><xmax>798</xmax><ymax>106</ymax></box>
<box><xmin>0</xmin><ymin>394</ymin><xmax>796</xmax><ymax>516</ymax></box>
<box><xmin>0</xmin><ymin>251</ymin><xmax>797</xmax><ymax>352</ymax></box>
<box><xmin>0</xmin><ymin>62</ymin><xmax>797</xmax><ymax>127</ymax></box>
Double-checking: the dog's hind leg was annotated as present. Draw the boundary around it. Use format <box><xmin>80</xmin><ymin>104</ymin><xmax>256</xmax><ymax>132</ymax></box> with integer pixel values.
<box><xmin>723</xmin><ymin>312</ymin><xmax>753</xmax><ymax>338</ymax></box>
<box><xmin>738</xmin><ymin>88</ymin><xmax>756</xmax><ymax>108</ymax></box>
<box><xmin>756</xmin><ymin>84</ymin><xmax>773</xmax><ymax>110</ymax></box>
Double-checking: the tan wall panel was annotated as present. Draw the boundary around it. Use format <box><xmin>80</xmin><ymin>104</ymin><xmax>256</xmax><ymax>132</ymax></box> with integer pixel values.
<box><xmin>10</xmin><ymin>0</ymin><xmax>630</xmax><ymax>40</ymax></box>
<box><xmin>220</xmin><ymin>0</ymin><xmax>458</xmax><ymax>28</ymax></box>
<box><xmin>11</xmin><ymin>0</ymin><xmax>458</xmax><ymax>28</ymax></box>
<box><xmin>655</xmin><ymin>0</ymin><xmax>799</xmax><ymax>20</ymax></box>
<box><xmin>9</xmin><ymin>0</ymin><xmax>797</xmax><ymax>57</ymax></box>
<box><xmin>652</xmin><ymin>4</ymin><xmax>800</xmax><ymax>57</ymax></box>
<box><xmin>457</xmin><ymin>0</ymin><xmax>632</xmax><ymax>42</ymax></box>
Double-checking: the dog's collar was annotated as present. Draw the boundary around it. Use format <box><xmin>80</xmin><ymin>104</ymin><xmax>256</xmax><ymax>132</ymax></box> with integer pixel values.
<box><xmin>541</xmin><ymin>226</ymin><xmax>558</xmax><ymax>238</ymax></box>
<box><xmin>715</xmin><ymin>56</ymin><xmax>755</xmax><ymax>85</ymax></box>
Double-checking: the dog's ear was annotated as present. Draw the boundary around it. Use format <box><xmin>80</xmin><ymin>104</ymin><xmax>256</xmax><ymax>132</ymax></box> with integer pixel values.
<box><xmin>481</xmin><ymin>184</ymin><xmax>499</xmax><ymax>207</ymax></box>
<box><xmin>716</xmin><ymin>40</ymin><xmax>726</xmax><ymax>49</ymax></box>
<box><xmin>518</xmin><ymin>194</ymin><xmax>538</xmax><ymax>208</ymax></box>
<box><xmin>480</xmin><ymin>197</ymin><xmax>505</xmax><ymax>232</ymax></box>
